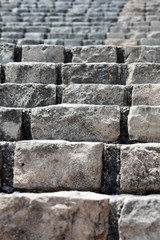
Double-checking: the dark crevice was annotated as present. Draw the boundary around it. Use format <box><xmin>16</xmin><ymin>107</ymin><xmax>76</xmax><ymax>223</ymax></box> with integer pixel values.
<box><xmin>14</xmin><ymin>45</ymin><xmax>22</xmax><ymax>62</ymax></box>
<box><xmin>126</xmin><ymin>86</ymin><xmax>133</xmax><ymax>106</ymax></box>
<box><xmin>56</xmin><ymin>64</ymin><xmax>62</xmax><ymax>85</ymax></box>
<box><xmin>117</xmin><ymin>47</ymin><xmax>124</xmax><ymax>63</ymax></box>
<box><xmin>119</xmin><ymin>107</ymin><xmax>129</xmax><ymax>144</ymax></box>
<box><xmin>64</xmin><ymin>48</ymin><xmax>73</xmax><ymax>63</ymax></box>
<box><xmin>21</xmin><ymin>110</ymin><xmax>32</xmax><ymax>140</ymax></box>
<box><xmin>56</xmin><ymin>85</ymin><xmax>63</xmax><ymax>104</ymax></box>
<box><xmin>1</xmin><ymin>65</ymin><xmax>5</xmax><ymax>83</ymax></box>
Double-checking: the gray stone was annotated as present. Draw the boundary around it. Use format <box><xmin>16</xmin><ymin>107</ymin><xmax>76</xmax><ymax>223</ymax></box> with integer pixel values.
<box><xmin>62</xmin><ymin>63</ymin><xmax>123</xmax><ymax>85</ymax></box>
<box><xmin>128</xmin><ymin>106</ymin><xmax>160</xmax><ymax>142</ymax></box>
<box><xmin>0</xmin><ymin>191</ymin><xmax>109</xmax><ymax>240</ymax></box>
<box><xmin>127</xmin><ymin>63</ymin><xmax>160</xmax><ymax>85</ymax></box>
<box><xmin>14</xmin><ymin>140</ymin><xmax>103</xmax><ymax>191</ymax></box>
<box><xmin>62</xmin><ymin>84</ymin><xmax>127</xmax><ymax>106</ymax></box>
<box><xmin>104</xmin><ymin>39</ymin><xmax>138</xmax><ymax>46</ymax></box>
<box><xmin>132</xmin><ymin>84</ymin><xmax>160</xmax><ymax>106</ymax></box>
<box><xmin>22</xmin><ymin>45</ymin><xmax>65</xmax><ymax>63</ymax></box>
<box><xmin>5</xmin><ymin>62</ymin><xmax>57</xmax><ymax>84</ymax></box>
<box><xmin>0</xmin><ymin>108</ymin><xmax>22</xmax><ymax>141</ymax></box>
<box><xmin>0</xmin><ymin>43</ymin><xmax>15</xmax><ymax>64</ymax></box>
<box><xmin>119</xmin><ymin>195</ymin><xmax>160</xmax><ymax>240</ymax></box>
<box><xmin>71</xmin><ymin>45</ymin><xmax>117</xmax><ymax>63</ymax></box>
<box><xmin>120</xmin><ymin>144</ymin><xmax>160</xmax><ymax>193</ymax></box>
<box><xmin>31</xmin><ymin>104</ymin><xmax>120</xmax><ymax>142</ymax></box>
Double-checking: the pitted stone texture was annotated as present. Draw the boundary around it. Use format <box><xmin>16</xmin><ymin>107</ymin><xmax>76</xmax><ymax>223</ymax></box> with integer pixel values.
<box><xmin>62</xmin><ymin>84</ymin><xmax>127</xmax><ymax>106</ymax></box>
<box><xmin>0</xmin><ymin>191</ymin><xmax>109</xmax><ymax>240</ymax></box>
<box><xmin>0</xmin><ymin>108</ymin><xmax>22</xmax><ymax>141</ymax></box>
<box><xmin>128</xmin><ymin>106</ymin><xmax>160</xmax><ymax>142</ymax></box>
<box><xmin>62</xmin><ymin>63</ymin><xmax>123</xmax><ymax>85</ymax></box>
<box><xmin>127</xmin><ymin>63</ymin><xmax>160</xmax><ymax>85</ymax></box>
<box><xmin>5</xmin><ymin>62</ymin><xmax>57</xmax><ymax>84</ymax></box>
<box><xmin>0</xmin><ymin>83</ymin><xmax>56</xmax><ymax>108</ymax></box>
<box><xmin>31</xmin><ymin>104</ymin><xmax>120</xmax><ymax>142</ymax></box>
<box><xmin>119</xmin><ymin>195</ymin><xmax>160</xmax><ymax>240</ymax></box>
<box><xmin>0</xmin><ymin>43</ymin><xmax>15</xmax><ymax>64</ymax></box>
<box><xmin>71</xmin><ymin>45</ymin><xmax>117</xmax><ymax>63</ymax></box>
<box><xmin>132</xmin><ymin>84</ymin><xmax>160</xmax><ymax>106</ymax></box>
<box><xmin>22</xmin><ymin>45</ymin><xmax>65</xmax><ymax>63</ymax></box>
<box><xmin>14</xmin><ymin>140</ymin><xmax>103</xmax><ymax>191</ymax></box>
<box><xmin>120</xmin><ymin>144</ymin><xmax>160</xmax><ymax>193</ymax></box>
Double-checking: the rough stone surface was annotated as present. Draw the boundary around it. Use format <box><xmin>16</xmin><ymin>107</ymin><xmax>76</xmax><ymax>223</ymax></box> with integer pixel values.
<box><xmin>0</xmin><ymin>108</ymin><xmax>22</xmax><ymax>141</ymax></box>
<box><xmin>71</xmin><ymin>45</ymin><xmax>117</xmax><ymax>63</ymax></box>
<box><xmin>0</xmin><ymin>43</ymin><xmax>15</xmax><ymax>64</ymax></box>
<box><xmin>5</xmin><ymin>62</ymin><xmax>57</xmax><ymax>84</ymax></box>
<box><xmin>31</xmin><ymin>104</ymin><xmax>120</xmax><ymax>142</ymax></box>
<box><xmin>14</xmin><ymin>140</ymin><xmax>103</xmax><ymax>191</ymax></box>
<box><xmin>62</xmin><ymin>84</ymin><xmax>127</xmax><ymax>106</ymax></box>
<box><xmin>120</xmin><ymin>144</ymin><xmax>160</xmax><ymax>193</ymax></box>
<box><xmin>127</xmin><ymin>63</ymin><xmax>160</xmax><ymax>85</ymax></box>
<box><xmin>119</xmin><ymin>195</ymin><xmax>160</xmax><ymax>240</ymax></box>
<box><xmin>128</xmin><ymin>106</ymin><xmax>160</xmax><ymax>142</ymax></box>
<box><xmin>0</xmin><ymin>83</ymin><xmax>56</xmax><ymax>108</ymax></box>
<box><xmin>0</xmin><ymin>191</ymin><xmax>109</xmax><ymax>240</ymax></box>
<box><xmin>62</xmin><ymin>63</ymin><xmax>123</xmax><ymax>85</ymax></box>
<box><xmin>22</xmin><ymin>45</ymin><xmax>65</xmax><ymax>63</ymax></box>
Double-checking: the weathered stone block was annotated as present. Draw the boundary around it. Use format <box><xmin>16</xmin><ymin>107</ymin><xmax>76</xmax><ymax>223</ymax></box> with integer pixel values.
<box><xmin>0</xmin><ymin>191</ymin><xmax>109</xmax><ymax>240</ymax></box>
<box><xmin>120</xmin><ymin>144</ymin><xmax>160</xmax><ymax>193</ymax></box>
<box><xmin>71</xmin><ymin>45</ymin><xmax>117</xmax><ymax>63</ymax></box>
<box><xmin>127</xmin><ymin>63</ymin><xmax>160</xmax><ymax>84</ymax></box>
<box><xmin>5</xmin><ymin>62</ymin><xmax>57</xmax><ymax>84</ymax></box>
<box><xmin>0</xmin><ymin>108</ymin><xmax>22</xmax><ymax>141</ymax></box>
<box><xmin>132</xmin><ymin>84</ymin><xmax>160</xmax><ymax>106</ymax></box>
<box><xmin>22</xmin><ymin>45</ymin><xmax>65</xmax><ymax>63</ymax></box>
<box><xmin>31</xmin><ymin>104</ymin><xmax>120</xmax><ymax>142</ymax></box>
<box><xmin>62</xmin><ymin>84</ymin><xmax>127</xmax><ymax>106</ymax></box>
<box><xmin>0</xmin><ymin>43</ymin><xmax>15</xmax><ymax>64</ymax></box>
<box><xmin>62</xmin><ymin>63</ymin><xmax>123</xmax><ymax>85</ymax></box>
<box><xmin>0</xmin><ymin>83</ymin><xmax>56</xmax><ymax>108</ymax></box>
<box><xmin>128</xmin><ymin>106</ymin><xmax>160</xmax><ymax>142</ymax></box>
<box><xmin>14</xmin><ymin>140</ymin><xmax>103</xmax><ymax>191</ymax></box>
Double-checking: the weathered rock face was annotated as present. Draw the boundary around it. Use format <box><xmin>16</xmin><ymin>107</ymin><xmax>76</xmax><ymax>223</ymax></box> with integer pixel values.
<box><xmin>132</xmin><ymin>84</ymin><xmax>160</xmax><ymax>106</ymax></box>
<box><xmin>62</xmin><ymin>84</ymin><xmax>127</xmax><ymax>106</ymax></box>
<box><xmin>31</xmin><ymin>104</ymin><xmax>120</xmax><ymax>142</ymax></box>
<box><xmin>0</xmin><ymin>191</ymin><xmax>109</xmax><ymax>240</ymax></box>
<box><xmin>119</xmin><ymin>196</ymin><xmax>160</xmax><ymax>240</ymax></box>
<box><xmin>71</xmin><ymin>45</ymin><xmax>117</xmax><ymax>63</ymax></box>
<box><xmin>128</xmin><ymin>106</ymin><xmax>160</xmax><ymax>142</ymax></box>
<box><xmin>0</xmin><ymin>43</ymin><xmax>15</xmax><ymax>64</ymax></box>
<box><xmin>22</xmin><ymin>45</ymin><xmax>65</xmax><ymax>63</ymax></box>
<box><xmin>5</xmin><ymin>62</ymin><xmax>58</xmax><ymax>84</ymax></box>
<box><xmin>14</xmin><ymin>140</ymin><xmax>103</xmax><ymax>191</ymax></box>
<box><xmin>120</xmin><ymin>144</ymin><xmax>160</xmax><ymax>193</ymax></box>
<box><xmin>0</xmin><ymin>108</ymin><xmax>22</xmax><ymax>141</ymax></box>
<box><xmin>0</xmin><ymin>83</ymin><xmax>56</xmax><ymax>108</ymax></box>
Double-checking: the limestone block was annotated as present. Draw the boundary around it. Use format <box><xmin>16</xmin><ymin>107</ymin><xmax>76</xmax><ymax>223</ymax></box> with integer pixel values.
<box><xmin>127</xmin><ymin>63</ymin><xmax>160</xmax><ymax>84</ymax></box>
<box><xmin>0</xmin><ymin>83</ymin><xmax>56</xmax><ymax>108</ymax></box>
<box><xmin>0</xmin><ymin>108</ymin><xmax>22</xmax><ymax>141</ymax></box>
<box><xmin>22</xmin><ymin>45</ymin><xmax>65</xmax><ymax>63</ymax></box>
<box><xmin>0</xmin><ymin>43</ymin><xmax>15</xmax><ymax>64</ymax></box>
<box><xmin>128</xmin><ymin>106</ymin><xmax>160</xmax><ymax>142</ymax></box>
<box><xmin>62</xmin><ymin>63</ymin><xmax>123</xmax><ymax>85</ymax></box>
<box><xmin>62</xmin><ymin>84</ymin><xmax>127</xmax><ymax>106</ymax></box>
<box><xmin>119</xmin><ymin>196</ymin><xmax>160</xmax><ymax>240</ymax></box>
<box><xmin>14</xmin><ymin>140</ymin><xmax>103</xmax><ymax>191</ymax></box>
<box><xmin>31</xmin><ymin>104</ymin><xmax>120</xmax><ymax>142</ymax></box>
<box><xmin>71</xmin><ymin>45</ymin><xmax>117</xmax><ymax>63</ymax></box>
<box><xmin>104</xmin><ymin>39</ymin><xmax>138</xmax><ymax>46</ymax></box>
<box><xmin>5</xmin><ymin>62</ymin><xmax>57</xmax><ymax>84</ymax></box>
<box><xmin>0</xmin><ymin>191</ymin><xmax>109</xmax><ymax>240</ymax></box>
<box><xmin>120</xmin><ymin>144</ymin><xmax>160</xmax><ymax>193</ymax></box>
<box><xmin>132</xmin><ymin>84</ymin><xmax>160</xmax><ymax>106</ymax></box>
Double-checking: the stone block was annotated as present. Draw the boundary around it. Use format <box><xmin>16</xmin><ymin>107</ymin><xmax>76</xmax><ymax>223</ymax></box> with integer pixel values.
<box><xmin>104</xmin><ymin>39</ymin><xmax>138</xmax><ymax>46</ymax></box>
<box><xmin>127</xmin><ymin>63</ymin><xmax>160</xmax><ymax>84</ymax></box>
<box><xmin>0</xmin><ymin>191</ymin><xmax>109</xmax><ymax>240</ymax></box>
<box><xmin>0</xmin><ymin>107</ymin><xmax>22</xmax><ymax>141</ymax></box>
<box><xmin>71</xmin><ymin>45</ymin><xmax>117</xmax><ymax>63</ymax></box>
<box><xmin>22</xmin><ymin>45</ymin><xmax>65</xmax><ymax>63</ymax></box>
<box><xmin>128</xmin><ymin>106</ymin><xmax>160</xmax><ymax>142</ymax></box>
<box><xmin>62</xmin><ymin>63</ymin><xmax>123</xmax><ymax>85</ymax></box>
<box><xmin>5</xmin><ymin>62</ymin><xmax>57</xmax><ymax>84</ymax></box>
<box><xmin>0</xmin><ymin>83</ymin><xmax>56</xmax><ymax>108</ymax></box>
<box><xmin>132</xmin><ymin>84</ymin><xmax>160</xmax><ymax>106</ymax></box>
<box><xmin>31</xmin><ymin>104</ymin><xmax>120</xmax><ymax>142</ymax></box>
<box><xmin>14</xmin><ymin>140</ymin><xmax>103</xmax><ymax>191</ymax></box>
<box><xmin>62</xmin><ymin>84</ymin><xmax>127</xmax><ymax>106</ymax></box>
<box><xmin>0</xmin><ymin>43</ymin><xmax>15</xmax><ymax>64</ymax></box>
